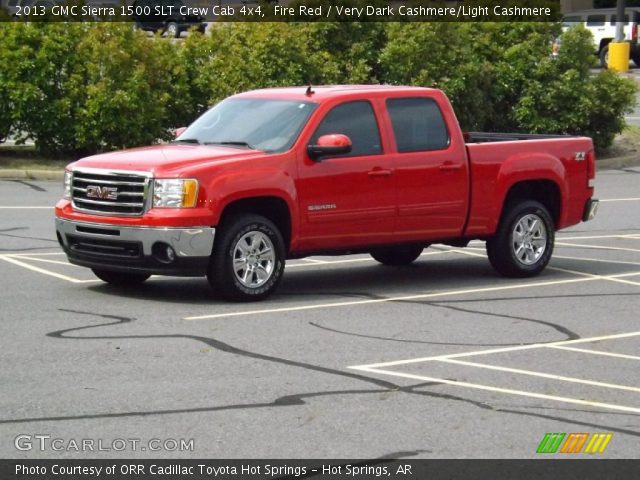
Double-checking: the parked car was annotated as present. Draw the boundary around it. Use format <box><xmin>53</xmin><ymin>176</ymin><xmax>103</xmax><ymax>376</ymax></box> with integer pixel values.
<box><xmin>131</xmin><ymin>0</ymin><xmax>206</xmax><ymax>38</ymax></box>
<box><xmin>55</xmin><ymin>86</ymin><xmax>598</xmax><ymax>301</ymax></box>
<box><xmin>562</xmin><ymin>8</ymin><xmax>640</xmax><ymax>67</ymax></box>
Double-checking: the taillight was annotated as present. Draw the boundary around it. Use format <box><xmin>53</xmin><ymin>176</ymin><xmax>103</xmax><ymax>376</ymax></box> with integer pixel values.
<box><xmin>633</xmin><ymin>24</ymin><xmax>638</xmax><ymax>42</ymax></box>
<box><xmin>587</xmin><ymin>150</ymin><xmax>595</xmax><ymax>188</ymax></box>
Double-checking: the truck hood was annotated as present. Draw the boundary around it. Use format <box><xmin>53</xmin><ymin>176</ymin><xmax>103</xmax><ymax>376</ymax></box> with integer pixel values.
<box><xmin>70</xmin><ymin>144</ymin><xmax>265</xmax><ymax>176</ymax></box>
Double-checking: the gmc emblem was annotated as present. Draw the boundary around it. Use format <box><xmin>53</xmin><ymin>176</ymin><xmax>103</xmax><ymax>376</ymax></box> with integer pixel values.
<box><xmin>86</xmin><ymin>185</ymin><xmax>118</xmax><ymax>200</ymax></box>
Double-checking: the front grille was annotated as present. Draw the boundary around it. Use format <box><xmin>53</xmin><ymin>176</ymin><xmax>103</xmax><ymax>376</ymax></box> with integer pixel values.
<box><xmin>71</xmin><ymin>169</ymin><xmax>149</xmax><ymax>216</ymax></box>
<box><xmin>67</xmin><ymin>235</ymin><xmax>142</xmax><ymax>258</ymax></box>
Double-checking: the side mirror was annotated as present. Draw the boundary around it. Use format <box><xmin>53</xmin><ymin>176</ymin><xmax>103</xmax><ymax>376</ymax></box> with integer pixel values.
<box><xmin>174</xmin><ymin>126</ymin><xmax>187</xmax><ymax>139</ymax></box>
<box><xmin>308</xmin><ymin>134</ymin><xmax>352</xmax><ymax>161</ymax></box>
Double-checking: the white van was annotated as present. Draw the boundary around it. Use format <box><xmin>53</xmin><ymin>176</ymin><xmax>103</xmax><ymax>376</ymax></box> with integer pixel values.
<box><xmin>562</xmin><ymin>8</ymin><xmax>640</xmax><ymax>67</ymax></box>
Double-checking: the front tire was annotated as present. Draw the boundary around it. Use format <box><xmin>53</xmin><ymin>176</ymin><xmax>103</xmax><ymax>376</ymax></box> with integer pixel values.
<box><xmin>370</xmin><ymin>245</ymin><xmax>424</xmax><ymax>266</ymax></box>
<box><xmin>92</xmin><ymin>269</ymin><xmax>150</xmax><ymax>285</ymax></box>
<box><xmin>486</xmin><ymin>200</ymin><xmax>554</xmax><ymax>278</ymax></box>
<box><xmin>207</xmin><ymin>214</ymin><xmax>285</xmax><ymax>301</ymax></box>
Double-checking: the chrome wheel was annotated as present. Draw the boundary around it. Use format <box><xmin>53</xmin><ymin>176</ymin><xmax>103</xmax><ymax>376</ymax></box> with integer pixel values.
<box><xmin>167</xmin><ymin>23</ymin><xmax>179</xmax><ymax>38</ymax></box>
<box><xmin>232</xmin><ymin>231</ymin><xmax>275</xmax><ymax>288</ymax></box>
<box><xmin>512</xmin><ymin>213</ymin><xmax>547</xmax><ymax>265</ymax></box>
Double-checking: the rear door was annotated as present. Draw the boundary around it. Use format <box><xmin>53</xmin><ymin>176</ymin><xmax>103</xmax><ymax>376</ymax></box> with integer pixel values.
<box><xmin>296</xmin><ymin>99</ymin><xmax>396</xmax><ymax>251</ymax></box>
<box><xmin>386</xmin><ymin>96</ymin><xmax>469</xmax><ymax>242</ymax></box>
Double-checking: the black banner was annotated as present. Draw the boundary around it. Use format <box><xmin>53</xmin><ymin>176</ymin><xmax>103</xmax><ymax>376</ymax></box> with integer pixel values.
<box><xmin>2</xmin><ymin>460</ymin><xmax>640</xmax><ymax>480</ymax></box>
<box><xmin>0</xmin><ymin>1</ymin><xmax>563</xmax><ymax>23</ymax></box>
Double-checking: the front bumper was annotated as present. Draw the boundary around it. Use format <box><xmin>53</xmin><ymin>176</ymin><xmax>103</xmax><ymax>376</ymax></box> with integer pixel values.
<box><xmin>583</xmin><ymin>198</ymin><xmax>599</xmax><ymax>222</ymax></box>
<box><xmin>55</xmin><ymin>218</ymin><xmax>215</xmax><ymax>276</ymax></box>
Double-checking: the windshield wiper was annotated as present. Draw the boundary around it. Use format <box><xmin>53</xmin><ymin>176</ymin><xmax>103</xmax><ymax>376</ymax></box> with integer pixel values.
<box><xmin>173</xmin><ymin>138</ymin><xmax>200</xmax><ymax>144</ymax></box>
<box><xmin>203</xmin><ymin>141</ymin><xmax>256</xmax><ymax>150</ymax></box>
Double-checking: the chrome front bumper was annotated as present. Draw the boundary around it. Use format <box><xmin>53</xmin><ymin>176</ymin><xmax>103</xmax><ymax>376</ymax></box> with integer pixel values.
<box><xmin>55</xmin><ymin>218</ymin><xmax>215</xmax><ymax>276</ymax></box>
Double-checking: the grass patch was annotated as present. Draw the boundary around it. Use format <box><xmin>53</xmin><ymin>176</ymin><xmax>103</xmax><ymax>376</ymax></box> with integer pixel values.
<box><xmin>0</xmin><ymin>145</ymin><xmax>71</xmax><ymax>170</ymax></box>
<box><xmin>598</xmin><ymin>125</ymin><xmax>640</xmax><ymax>160</ymax></box>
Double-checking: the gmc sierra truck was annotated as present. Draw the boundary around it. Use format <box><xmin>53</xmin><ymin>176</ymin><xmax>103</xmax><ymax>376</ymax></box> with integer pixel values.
<box><xmin>55</xmin><ymin>86</ymin><xmax>598</xmax><ymax>301</ymax></box>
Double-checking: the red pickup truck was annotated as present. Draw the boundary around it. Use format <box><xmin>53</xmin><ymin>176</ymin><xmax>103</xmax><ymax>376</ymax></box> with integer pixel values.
<box><xmin>55</xmin><ymin>86</ymin><xmax>598</xmax><ymax>301</ymax></box>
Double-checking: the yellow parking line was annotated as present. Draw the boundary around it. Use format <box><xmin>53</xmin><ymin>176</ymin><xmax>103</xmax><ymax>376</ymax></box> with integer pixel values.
<box><xmin>599</xmin><ymin>198</ymin><xmax>640</xmax><ymax>202</ymax></box>
<box><xmin>553</xmin><ymin>255</ymin><xmax>640</xmax><ymax>267</ymax></box>
<box><xmin>556</xmin><ymin>233</ymin><xmax>640</xmax><ymax>240</ymax></box>
<box><xmin>556</xmin><ymin>242</ymin><xmax>640</xmax><ymax>253</ymax></box>
<box><xmin>349</xmin><ymin>366</ymin><xmax>640</xmax><ymax>415</ymax></box>
<box><xmin>0</xmin><ymin>255</ymin><xmax>96</xmax><ymax>283</ymax></box>
<box><xmin>438</xmin><ymin>358</ymin><xmax>640</xmax><ymax>394</ymax></box>
<box><xmin>349</xmin><ymin>330</ymin><xmax>640</xmax><ymax>369</ymax></box>
<box><xmin>285</xmin><ymin>250</ymin><xmax>449</xmax><ymax>269</ymax></box>
<box><xmin>184</xmin><ymin>270</ymin><xmax>640</xmax><ymax>321</ymax></box>
<box><xmin>13</xmin><ymin>256</ymin><xmax>81</xmax><ymax>268</ymax></box>
<box><xmin>548</xmin><ymin>345</ymin><xmax>640</xmax><ymax>361</ymax></box>
<box><xmin>551</xmin><ymin>266</ymin><xmax>640</xmax><ymax>287</ymax></box>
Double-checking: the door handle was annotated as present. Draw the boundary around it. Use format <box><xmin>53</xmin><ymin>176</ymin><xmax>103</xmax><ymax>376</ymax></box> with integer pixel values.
<box><xmin>368</xmin><ymin>168</ymin><xmax>392</xmax><ymax>177</ymax></box>
<box><xmin>439</xmin><ymin>162</ymin><xmax>462</xmax><ymax>171</ymax></box>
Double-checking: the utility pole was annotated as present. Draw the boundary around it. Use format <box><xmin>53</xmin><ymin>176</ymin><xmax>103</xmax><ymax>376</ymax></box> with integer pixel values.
<box><xmin>609</xmin><ymin>0</ymin><xmax>630</xmax><ymax>71</ymax></box>
<box><xmin>615</xmin><ymin>0</ymin><xmax>626</xmax><ymax>42</ymax></box>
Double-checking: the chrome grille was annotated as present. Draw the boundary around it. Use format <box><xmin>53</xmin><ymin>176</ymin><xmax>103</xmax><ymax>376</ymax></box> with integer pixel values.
<box><xmin>71</xmin><ymin>169</ymin><xmax>150</xmax><ymax>216</ymax></box>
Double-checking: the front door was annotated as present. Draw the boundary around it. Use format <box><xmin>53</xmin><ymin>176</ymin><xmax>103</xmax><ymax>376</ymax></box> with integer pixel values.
<box><xmin>296</xmin><ymin>99</ymin><xmax>396</xmax><ymax>252</ymax></box>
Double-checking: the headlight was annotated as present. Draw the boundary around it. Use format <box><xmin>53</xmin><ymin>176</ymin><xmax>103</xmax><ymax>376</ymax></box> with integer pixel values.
<box><xmin>63</xmin><ymin>170</ymin><xmax>72</xmax><ymax>199</ymax></box>
<box><xmin>153</xmin><ymin>179</ymin><xmax>198</xmax><ymax>208</ymax></box>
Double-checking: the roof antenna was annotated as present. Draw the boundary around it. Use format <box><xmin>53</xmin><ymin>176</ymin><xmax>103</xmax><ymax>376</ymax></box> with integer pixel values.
<box><xmin>305</xmin><ymin>85</ymin><xmax>315</xmax><ymax>96</ymax></box>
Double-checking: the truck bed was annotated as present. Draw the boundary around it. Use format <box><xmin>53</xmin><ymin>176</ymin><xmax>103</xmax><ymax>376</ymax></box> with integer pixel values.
<box><xmin>465</xmin><ymin>132</ymin><xmax>573</xmax><ymax>143</ymax></box>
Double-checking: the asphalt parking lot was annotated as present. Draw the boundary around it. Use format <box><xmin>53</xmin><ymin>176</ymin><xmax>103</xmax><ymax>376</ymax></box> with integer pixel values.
<box><xmin>0</xmin><ymin>167</ymin><xmax>638</xmax><ymax>459</ymax></box>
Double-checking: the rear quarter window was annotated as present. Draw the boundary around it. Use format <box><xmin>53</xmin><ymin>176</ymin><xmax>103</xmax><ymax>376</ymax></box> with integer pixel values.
<box><xmin>562</xmin><ymin>15</ymin><xmax>583</xmax><ymax>27</ymax></box>
<box><xmin>586</xmin><ymin>14</ymin><xmax>606</xmax><ymax>26</ymax></box>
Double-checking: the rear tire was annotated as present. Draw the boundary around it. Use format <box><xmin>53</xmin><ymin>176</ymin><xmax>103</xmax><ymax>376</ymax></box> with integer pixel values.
<box><xmin>370</xmin><ymin>245</ymin><xmax>424</xmax><ymax>266</ymax></box>
<box><xmin>486</xmin><ymin>200</ymin><xmax>554</xmax><ymax>278</ymax></box>
<box><xmin>599</xmin><ymin>45</ymin><xmax>609</xmax><ymax>69</ymax></box>
<box><xmin>92</xmin><ymin>269</ymin><xmax>150</xmax><ymax>285</ymax></box>
<box><xmin>207</xmin><ymin>214</ymin><xmax>285</xmax><ymax>302</ymax></box>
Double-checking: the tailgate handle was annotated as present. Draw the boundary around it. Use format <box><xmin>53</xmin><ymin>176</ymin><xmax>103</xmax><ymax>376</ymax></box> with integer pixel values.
<box><xmin>368</xmin><ymin>168</ymin><xmax>392</xmax><ymax>177</ymax></box>
<box><xmin>439</xmin><ymin>162</ymin><xmax>462</xmax><ymax>172</ymax></box>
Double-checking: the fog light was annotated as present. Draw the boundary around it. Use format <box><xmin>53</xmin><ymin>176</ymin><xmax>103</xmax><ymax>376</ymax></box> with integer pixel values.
<box><xmin>152</xmin><ymin>243</ymin><xmax>176</xmax><ymax>263</ymax></box>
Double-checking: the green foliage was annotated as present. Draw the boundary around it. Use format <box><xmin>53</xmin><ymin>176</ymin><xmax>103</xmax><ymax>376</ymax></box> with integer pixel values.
<box><xmin>0</xmin><ymin>22</ymin><xmax>189</xmax><ymax>156</ymax></box>
<box><xmin>0</xmin><ymin>23</ymin><xmax>89</xmax><ymax>155</ymax></box>
<box><xmin>379</xmin><ymin>22</ymin><xmax>635</xmax><ymax>149</ymax></box>
<box><xmin>0</xmin><ymin>21</ymin><xmax>635</xmax><ymax>155</ymax></box>
<box><xmin>513</xmin><ymin>26</ymin><xmax>637</xmax><ymax>150</ymax></box>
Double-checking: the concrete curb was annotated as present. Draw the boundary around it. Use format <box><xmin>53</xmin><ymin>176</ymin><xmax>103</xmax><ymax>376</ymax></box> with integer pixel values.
<box><xmin>0</xmin><ymin>155</ymin><xmax>638</xmax><ymax>181</ymax></box>
<box><xmin>0</xmin><ymin>169</ymin><xmax>64</xmax><ymax>181</ymax></box>
<box><xmin>595</xmin><ymin>154</ymin><xmax>640</xmax><ymax>170</ymax></box>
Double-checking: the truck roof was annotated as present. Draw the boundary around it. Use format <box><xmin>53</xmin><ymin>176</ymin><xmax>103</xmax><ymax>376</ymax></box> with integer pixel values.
<box><xmin>233</xmin><ymin>85</ymin><xmax>439</xmax><ymax>102</ymax></box>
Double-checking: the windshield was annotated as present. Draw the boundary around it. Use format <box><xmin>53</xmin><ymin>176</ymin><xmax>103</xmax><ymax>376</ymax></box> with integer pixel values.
<box><xmin>177</xmin><ymin>98</ymin><xmax>318</xmax><ymax>153</ymax></box>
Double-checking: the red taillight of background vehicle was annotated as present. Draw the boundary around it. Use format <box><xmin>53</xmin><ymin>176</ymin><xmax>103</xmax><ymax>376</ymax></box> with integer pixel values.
<box><xmin>633</xmin><ymin>24</ymin><xmax>638</xmax><ymax>42</ymax></box>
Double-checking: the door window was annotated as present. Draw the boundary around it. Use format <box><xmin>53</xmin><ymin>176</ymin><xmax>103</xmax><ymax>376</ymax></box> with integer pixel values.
<box><xmin>386</xmin><ymin>97</ymin><xmax>449</xmax><ymax>152</ymax></box>
<box><xmin>311</xmin><ymin>101</ymin><xmax>382</xmax><ymax>157</ymax></box>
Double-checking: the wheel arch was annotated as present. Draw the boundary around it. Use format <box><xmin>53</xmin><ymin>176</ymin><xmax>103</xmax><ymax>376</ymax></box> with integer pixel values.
<box><xmin>500</xmin><ymin>180</ymin><xmax>562</xmax><ymax>229</ymax></box>
<box><xmin>217</xmin><ymin>195</ymin><xmax>293</xmax><ymax>253</ymax></box>
<box><xmin>491</xmin><ymin>153</ymin><xmax>566</xmax><ymax>234</ymax></box>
